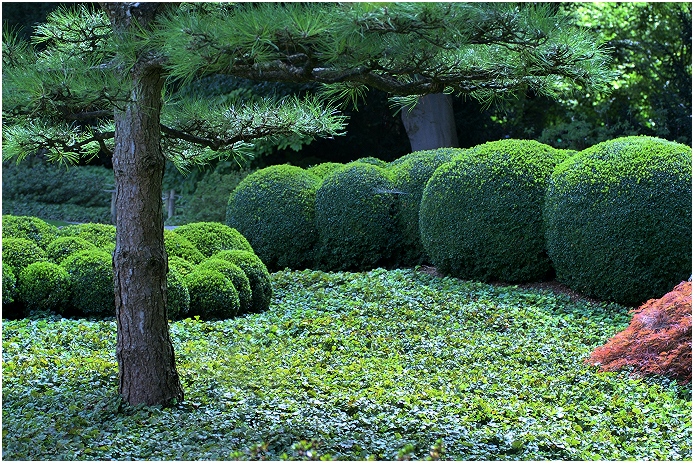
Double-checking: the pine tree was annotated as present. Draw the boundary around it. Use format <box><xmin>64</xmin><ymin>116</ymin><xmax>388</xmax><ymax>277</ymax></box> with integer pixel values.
<box><xmin>2</xmin><ymin>2</ymin><xmax>614</xmax><ymax>406</ymax></box>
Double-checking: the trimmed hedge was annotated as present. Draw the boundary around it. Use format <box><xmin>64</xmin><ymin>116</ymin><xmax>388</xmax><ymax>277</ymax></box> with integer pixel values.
<box><xmin>46</xmin><ymin>236</ymin><xmax>98</xmax><ymax>265</ymax></box>
<box><xmin>355</xmin><ymin>157</ymin><xmax>388</xmax><ymax>167</ymax></box>
<box><xmin>166</xmin><ymin>268</ymin><xmax>190</xmax><ymax>320</ymax></box>
<box><xmin>197</xmin><ymin>259</ymin><xmax>253</xmax><ymax>314</ymax></box>
<box><xmin>61</xmin><ymin>250</ymin><xmax>115</xmax><ymax>317</ymax></box>
<box><xmin>17</xmin><ymin>262</ymin><xmax>72</xmax><ymax>315</ymax></box>
<box><xmin>2</xmin><ymin>237</ymin><xmax>48</xmax><ymax>272</ymax></box>
<box><xmin>3</xmin><ymin>265</ymin><xmax>17</xmax><ymax>305</ymax></box>
<box><xmin>420</xmin><ymin>140</ymin><xmax>570</xmax><ymax>282</ymax></box>
<box><xmin>390</xmin><ymin>148</ymin><xmax>460</xmax><ymax>266</ymax></box>
<box><xmin>212</xmin><ymin>250</ymin><xmax>272</xmax><ymax>314</ymax></box>
<box><xmin>184</xmin><ymin>269</ymin><xmax>240</xmax><ymax>320</ymax></box>
<box><xmin>2</xmin><ymin>215</ymin><xmax>58</xmax><ymax>249</ymax></box>
<box><xmin>168</xmin><ymin>256</ymin><xmax>196</xmax><ymax>277</ymax></box>
<box><xmin>164</xmin><ymin>229</ymin><xmax>205</xmax><ymax>264</ymax></box>
<box><xmin>306</xmin><ymin>162</ymin><xmax>343</xmax><ymax>179</ymax></box>
<box><xmin>226</xmin><ymin>165</ymin><xmax>320</xmax><ymax>270</ymax></box>
<box><xmin>172</xmin><ymin>222</ymin><xmax>253</xmax><ymax>258</ymax></box>
<box><xmin>58</xmin><ymin>223</ymin><xmax>116</xmax><ymax>252</ymax></box>
<box><xmin>315</xmin><ymin>162</ymin><xmax>401</xmax><ymax>271</ymax></box>
<box><xmin>544</xmin><ymin>136</ymin><xmax>692</xmax><ymax>305</ymax></box>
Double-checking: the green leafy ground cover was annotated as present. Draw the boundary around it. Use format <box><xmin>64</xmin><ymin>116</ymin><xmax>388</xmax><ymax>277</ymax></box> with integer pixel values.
<box><xmin>2</xmin><ymin>269</ymin><xmax>691</xmax><ymax>460</ymax></box>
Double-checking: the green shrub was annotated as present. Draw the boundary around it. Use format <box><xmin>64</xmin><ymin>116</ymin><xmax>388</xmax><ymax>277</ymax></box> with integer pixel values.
<box><xmin>17</xmin><ymin>262</ymin><xmax>72</xmax><ymax>315</ymax></box>
<box><xmin>166</xmin><ymin>268</ymin><xmax>190</xmax><ymax>320</ymax></box>
<box><xmin>45</xmin><ymin>236</ymin><xmax>98</xmax><ymax>264</ymax></box>
<box><xmin>172</xmin><ymin>222</ymin><xmax>252</xmax><ymax>258</ymax></box>
<box><xmin>307</xmin><ymin>162</ymin><xmax>343</xmax><ymax>179</ymax></box>
<box><xmin>420</xmin><ymin>140</ymin><xmax>569</xmax><ymax>282</ymax></box>
<box><xmin>3</xmin><ymin>265</ymin><xmax>17</xmax><ymax>305</ymax></box>
<box><xmin>389</xmin><ymin>148</ymin><xmax>460</xmax><ymax>266</ymax></box>
<box><xmin>2</xmin><ymin>237</ymin><xmax>48</xmax><ymax>272</ymax></box>
<box><xmin>315</xmin><ymin>162</ymin><xmax>401</xmax><ymax>271</ymax></box>
<box><xmin>197</xmin><ymin>258</ymin><xmax>253</xmax><ymax>314</ymax></box>
<box><xmin>2</xmin><ymin>200</ymin><xmax>111</xmax><ymax>224</ymax></box>
<box><xmin>184</xmin><ymin>269</ymin><xmax>240</xmax><ymax>320</ymax></box>
<box><xmin>165</xmin><ymin>168</ymin><xmax>255</xmax><ymax>225</ymax></box>
<box><xmin>211</xmin><ymin>250</ymin><xmax>272</xmax><ymax>314</ymax></box>
<box><xmin>355</xmin><ymin>157</ymin><xmax>387</xmax><ymax>167</ymax></box>
<box><xmin>545</xmin><ymin>136</ymin><xmax>692</xmax><ymax>305</ymax></box>
<box><xmin>61</xmin><ymin>250</ymin><xmax>115</xmax><ymax>317</ymax></box>
<box><xmin>58</xmin><ymin>223</ymin><xmax>116</xmax><ymax>252</ymax></box>
<box><xmin>2</xmin><ymin>215</ymin><xmax>58</xmax><ymax>248</ymax></box>
<box><xmin>168</xmin><ymin>256</ymin><xmax>196</xmax><ymax>277</ymax></box>
<box><xmin>226</xmin><ymin>165</ymin><xmax>320</xmax><ymax>270</ymax></box>
<box><xmin>164</xmin><ymin>229</ymin><xmax>205</xmax><ymax>264</ymax></box>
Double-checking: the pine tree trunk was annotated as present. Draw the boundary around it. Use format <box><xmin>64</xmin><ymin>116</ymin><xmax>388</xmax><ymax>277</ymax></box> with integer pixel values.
<box><xmin>111</xmin><ymin>57</ymin><xmax>184</xmax><ymax>407</ymax></box>
<box><xmin>401</xmin><ymin>93</ymin><xmax>459</xmax><ymax>151</ymax></box>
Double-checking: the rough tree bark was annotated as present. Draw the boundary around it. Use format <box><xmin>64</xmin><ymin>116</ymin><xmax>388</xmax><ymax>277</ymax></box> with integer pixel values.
<box><xmin>103</xmin><ymin>2</ymin><xmax>184</xmax><ymax>406</ymax></box>
<box><xmin>401</xmin><ymin>93</ymin><xmax>459</xmax><ymax>151</ymax></box>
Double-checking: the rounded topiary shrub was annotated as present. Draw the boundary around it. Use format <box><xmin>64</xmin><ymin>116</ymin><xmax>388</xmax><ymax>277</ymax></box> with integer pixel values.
<box><xmin>45</xmin><ymin>236</ymin><xmax>98</xmax><ymax>264</ymax></box>
<box><xmin>2</xmin><ymin>215</ymin><xmax>58</xmax><ymax>249</ymax></box>
<box><xmin>168</xmin><ymin>256</ymin><xmax>196</xmax><ymax>277</ymax></box>
<box><xmin>61</xmin><ymin>250</ymin><xmax>115</xmax><ymax>317</ymax></box>
<box><xmin>355</xmin><ymin>157</ymin><xmax>387</xmax><ymax>167</ymax></box>
<box><xmin>184</xmin><ymin>269</ymin><xmax>240</xmax><ymax>320</ymax></box>
<box><xmin>18</xmin><ymin>262</ymin><xmax>72</xmax><ymax>315</ymax></box>
<box><xmin>172</xmin><ymin>222</ymin><xmax>253</xmax><ymax>258</ymax></box>
<box><xmin>212</xmin><ymin>250</ymin><xmax>272</xmax><ymax>314</ymax></box>
<box><xmin>2</xmin><ymin>237</ymin><xmax>48</xmax><ymax>272</ymax></box>
<box><xmin>166</xmin><ymin>268</ymin><xmax>190</xmax><ymax>320</ymax></box>
<box><xmin>3</xmin><ymin>265</ymin><xmax>17</xmax><ymax>306</ymax></box>
<box><xmin>420</xmin><ymin>139</ymin><xmax>570</xmax><ymax>283</ymax></box>
<box><xmin>315</xmin><ymin>162</ymin><xmax>401</xmax><ymax>271</ymax></box>
<box><xmin>197</xmin><ymin>259</ymin><xmax>253</xmax><ymax>314</ymax></box>
<box><xmin>389</xmin><ymin>148</ymin><xmax>460</xmax><ymax>266</ymax></box>
<box><xmin>58</xmin><ymin>223</ymin><xmax>116</xmax><ymax>252</ymax></box>
<box><xmin>164</xmin><ymin>229</ymin><xmax>205</xmax><ymax>264</ymax></box>
<box><xmin>307</xmin><ymin>162</ymin><xmax>343</xmax><ymax>179</ymax></box>
<box><xmin>226</xmin><ymin>165</ymin><xmax>320</xmax><ymax>270</ymax></box>
<box><xmin>545</xmin><ymin>136</ymin><xmax>692</xmax><ymax>305</ymax></box>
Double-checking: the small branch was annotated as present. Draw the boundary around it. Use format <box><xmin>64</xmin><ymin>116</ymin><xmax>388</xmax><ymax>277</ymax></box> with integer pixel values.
<box><xmin>65</xmin><ymin>110</ymin><xmax>113</xmax><ymax>121</ymax></box>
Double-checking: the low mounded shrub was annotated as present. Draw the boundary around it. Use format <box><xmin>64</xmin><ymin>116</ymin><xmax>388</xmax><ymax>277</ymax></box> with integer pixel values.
<box><xmin>587</xmin><ymin>281</ymin><xmax>692</xmax><ymax>384</ymax></box>
<box><xmin>2</xmin><ymin>237</ymin><xmax>48</xmax><ymax>272</ymax></box>
<box><xmin>45</xmin><ymin>236</ymin><xmax>98</xmax><ymax>264</ymax></box>
<box><xmin>58</xmin><ymin>223</ymin><xmax>116</xmax><ymax>252</ymax></box>
<box><xmin>172</xmin><ymin>222</ymin><xmax>253</xmax><ymax>258</ymax></box>
<box><xmin>17</xmin><ymin>262</ymin><xmax>72</xmax><ymax>315</ymax></box>
<box><xmin>2</xmin><ymin>215</ymin><xmax>58</xmax><ymax>249</ymax></box>
<box><xmin>390</xmin><ymin>148</ymin><xmax>459</xmax><ymax>266</ymax></box>
<box><xmin>307</xmin><ymin>162</ymin><xmax>343</xmax><ymax>179</ymax></box>
<box><xmin>355</xmin><ymin>157</ymin><xmax>388</xmax><ymax>167</ymax></box>
<box><xmin>164</xmin><ymin>229</ymin><xmax>205</xmax><ymax>264</ymax></box>
<box><xmin>184</xmin><ymin>269</ymin><xmax>240</xmax><ymax>320</ymax></box>
<box><xmin>197</xmin><ymin>259</ymin><xmax>253</xmax><ymax>314</ymax></box>
<box><xmin>545</xmin><ymin>136</ymin><xmax>692</xmax><ymax>305</ymax></box>
<box><xmin>3</xmin><ymin>265</ymin><xmax>17</xmax><ymax>306</ymax></box>
<box><xmin>212</xmin><ymin>250</ymin><xmax>272</xmax><ymax>314</ymax></box>
<box><xmin>61</xmin><ymin>250</ymin><xmax>115</xmax><ymax>317</ymax></box>
<box><xmin>226</xmin><ymin>165</ymin><xmax>320</xmax><ymax>270</ymax></box>
<box><xmin>420</xmin><ymin>140</ymin><xmax>569</xmax><ymax>282</ymax></box>
<box><xmin>168</xmin><ymin>256</ymin><xmax>196</xmax><ymax>277</ymax></box>
<box><xmin>315</xmin><ymin>162</ymin><xmax>401</xmax><ymax>271</ymax></box>
<box><xmin>166</xmin><ymin>268</ymin><xmax>190</xmax><ymax>320</ymax></box>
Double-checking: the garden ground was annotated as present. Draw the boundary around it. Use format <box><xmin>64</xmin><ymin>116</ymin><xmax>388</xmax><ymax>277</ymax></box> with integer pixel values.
<box><xmin>2</xmin><ymin>268</ymin><xmax>691</xmax><ymax>460</ymax></box>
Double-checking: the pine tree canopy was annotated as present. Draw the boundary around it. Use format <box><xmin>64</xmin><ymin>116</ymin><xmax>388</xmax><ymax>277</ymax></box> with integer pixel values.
<box><xmin>2</xmin><ymin>2</ymin><xmax>614</xmax><ymax>169</ymax></box>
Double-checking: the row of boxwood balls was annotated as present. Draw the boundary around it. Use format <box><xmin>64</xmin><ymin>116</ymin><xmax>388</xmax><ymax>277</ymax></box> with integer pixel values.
<box><xmin>226</xmin><ymin>136</ymin><xmax>691</xmax><ymax>306</ymax></box>
<box><xmin>2</xmin><ymin>219</ymin><xmax>272</xmax><ymax>320</ymax></box>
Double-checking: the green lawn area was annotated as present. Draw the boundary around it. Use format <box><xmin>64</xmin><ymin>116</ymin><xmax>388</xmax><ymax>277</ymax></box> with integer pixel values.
<box><xmin>2</xmin><ymin>268</ymin><xmax>691</xmax><ymax>460</ymax></box>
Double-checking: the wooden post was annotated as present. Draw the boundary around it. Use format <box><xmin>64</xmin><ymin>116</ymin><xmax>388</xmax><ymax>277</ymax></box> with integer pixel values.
<box><xmin>166</xmin><ymin>189</ymin><xmax>175</xmax><ymax>219</ymax></box>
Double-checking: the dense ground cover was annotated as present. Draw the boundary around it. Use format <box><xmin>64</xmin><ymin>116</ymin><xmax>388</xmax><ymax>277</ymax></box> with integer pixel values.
<box><xmin>2</xmin><ymin>269</ymin><xmax>691</xmax><ymax>460</ymax></box>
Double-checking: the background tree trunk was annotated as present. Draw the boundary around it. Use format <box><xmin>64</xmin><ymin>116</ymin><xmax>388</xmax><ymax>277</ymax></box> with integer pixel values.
<box><xmin>401</xmin><ymin>93</ymin><xmax>459</xmax><ymax>151</ymax></box>
<box><xmin>112</xmin><ymin>61</ymin><xmax>184</xmax><ymax>406</ymax></box>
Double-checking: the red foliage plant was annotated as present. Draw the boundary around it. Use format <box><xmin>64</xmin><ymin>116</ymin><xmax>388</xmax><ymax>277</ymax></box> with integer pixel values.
<box><xmin>586</xmin><ymin>281</ymin><xmax>692</xmax><ymax>384</ymax></box>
